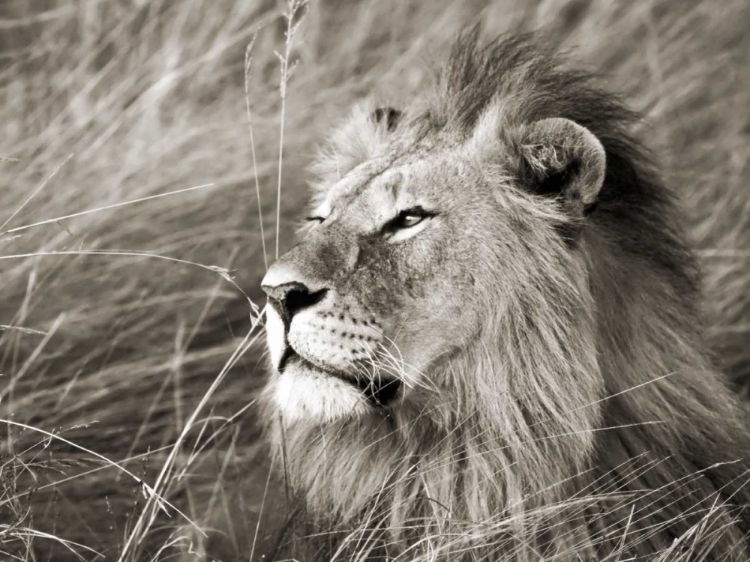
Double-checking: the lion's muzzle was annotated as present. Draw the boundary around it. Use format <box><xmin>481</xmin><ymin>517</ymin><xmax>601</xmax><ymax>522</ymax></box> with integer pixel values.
<box><xmin>261</xmin><ymin>260</ymin><xmax>401</xmax><ymax>416</ymax></box>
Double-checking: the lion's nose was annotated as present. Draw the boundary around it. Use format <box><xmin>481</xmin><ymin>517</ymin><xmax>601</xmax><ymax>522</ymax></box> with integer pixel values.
<box><xmin>261</xmin><ymin>264</ymin><xmax>329</xmax><ymax>320</ymax></box>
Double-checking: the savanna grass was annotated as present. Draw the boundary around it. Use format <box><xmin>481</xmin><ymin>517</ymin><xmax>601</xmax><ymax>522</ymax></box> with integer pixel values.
<box><xmin>0</xmin><ymin>0</ymin><xmax>747</xmax><ymax>560</ymax></box>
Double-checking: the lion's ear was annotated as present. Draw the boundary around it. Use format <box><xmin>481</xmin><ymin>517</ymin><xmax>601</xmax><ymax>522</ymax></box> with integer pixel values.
<box><xmin>370</xmin><ymin>107</ymin><xmax>402</xmax><ymax>132</ymax></box>
<box><xmin>519</xmin><ymin>118</ymin><xmax>606</xmax><ymax>217</ymax></box>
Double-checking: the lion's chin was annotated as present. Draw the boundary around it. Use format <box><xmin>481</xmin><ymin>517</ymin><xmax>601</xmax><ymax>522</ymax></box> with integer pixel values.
<box><xmin>272</xmin><ymin>359</ymin><xmax>373</xmax><ymax>423</ymax></box>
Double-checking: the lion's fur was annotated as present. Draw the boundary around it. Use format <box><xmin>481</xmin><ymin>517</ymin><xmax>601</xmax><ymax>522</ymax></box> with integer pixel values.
<box><xmin>264</xmin><ymin>31</ymin><xmax>750</xmax><ymax>561</ymax></box>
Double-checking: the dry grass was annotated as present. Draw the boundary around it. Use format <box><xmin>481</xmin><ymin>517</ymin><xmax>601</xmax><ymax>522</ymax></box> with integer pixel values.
<box><xmin>0</xmin><ymin>0</ymin><xmax>747</xmax><ymax>560</ymax></box>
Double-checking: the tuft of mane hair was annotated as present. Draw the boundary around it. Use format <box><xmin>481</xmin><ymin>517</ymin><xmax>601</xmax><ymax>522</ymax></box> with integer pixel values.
<box><xmin>268</xmin><ymin>29</ymin><xmax>750</xmax><ymax>561</ymax></box>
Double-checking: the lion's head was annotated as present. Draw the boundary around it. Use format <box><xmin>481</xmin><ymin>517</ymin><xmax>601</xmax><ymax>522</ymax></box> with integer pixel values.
<box><xmin>262</xmin><ymin>71</ymin><xmax>605</xmax><ymax>426</ymax></box>
<box><xmin>260</xmin><ymin>32</ymin><xmax>750</xmax><ymax>561</ymax></box>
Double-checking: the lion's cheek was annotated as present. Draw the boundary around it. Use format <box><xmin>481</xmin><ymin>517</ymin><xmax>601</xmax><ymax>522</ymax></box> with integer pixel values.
<box><xmin>390</xmin><ymin>284</ymin><xmax>480</xmax><ymax>376</ymax></box>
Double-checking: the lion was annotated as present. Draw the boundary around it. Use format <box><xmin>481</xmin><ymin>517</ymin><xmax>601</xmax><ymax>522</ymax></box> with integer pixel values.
<box><xmin>259</xmin><ymin>30</ymin><xmax>750</xmax><ymax>561</ymax></box>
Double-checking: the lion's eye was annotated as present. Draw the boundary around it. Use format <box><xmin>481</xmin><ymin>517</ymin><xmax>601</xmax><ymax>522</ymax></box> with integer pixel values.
<box><xmin>382</xmin><ymin>206</ymin><xmax>435</xmax><ymax>242</ymax></box>
<box><xmin>389</xmin><ymin>207</ymin><xmax>432</xmax><ymax>231</ymax></box>
<box><xmin>305</xmin><ymin>216</ymin><xmax>326</xmax><ymax>225</ymax></box>
<box><xmin>395</xmin><ymin>213</ymin><xmax>424</xmax><ymax>229</ymax></box>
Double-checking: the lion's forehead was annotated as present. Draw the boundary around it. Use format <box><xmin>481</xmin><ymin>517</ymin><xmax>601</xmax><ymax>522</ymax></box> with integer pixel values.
<box><xmin>323</xmin><ymin>150</ymin><xmax>466</xmax><ymax>221</ymax></box>
<box><xmin>327</xmin><ymin>157</ymin><xmax>400</xmax><ymax>200</ymax></box>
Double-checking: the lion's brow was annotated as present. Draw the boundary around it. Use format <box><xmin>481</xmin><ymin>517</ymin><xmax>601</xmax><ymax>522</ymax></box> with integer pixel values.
<box><xmin>332</xmin><ymin>160</ymin><xmax>399</xmax><ymax>200</ymax></box>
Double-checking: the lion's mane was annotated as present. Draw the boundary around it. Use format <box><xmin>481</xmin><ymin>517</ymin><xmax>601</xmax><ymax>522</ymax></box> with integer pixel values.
<box><xmin>266</xmin><ymin>31</ymin><xmax>750</xmax><ymax>561</ymax></box>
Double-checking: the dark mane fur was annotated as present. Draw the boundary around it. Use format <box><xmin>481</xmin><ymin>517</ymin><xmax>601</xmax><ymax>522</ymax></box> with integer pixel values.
<box><xmin>270</xmin><ymin>30</ymin><xmax>750</xmax><ymax>561</ymax></box>
<box><xmin>431</xmin><ymin>29</ymin><xmax>700</xmax><ymax>296</ymax></box>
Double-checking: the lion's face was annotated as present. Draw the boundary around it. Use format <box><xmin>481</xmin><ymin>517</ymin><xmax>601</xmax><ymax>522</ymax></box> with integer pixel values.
<box><xmin>262</xmin><ymin>148</ymin><xmax>503</xmax><ymax>422</ymax></box>
<box><xmin>262</xmin><ymin>107</ymin><xmax>606</xmax><ymax>425</ymax></box>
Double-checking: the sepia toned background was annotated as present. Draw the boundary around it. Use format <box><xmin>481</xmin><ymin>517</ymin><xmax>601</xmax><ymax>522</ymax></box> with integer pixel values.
<box><xmin>1</xmin><ymin>0</ymin><xmax>748</xmax><ymax>560</ymax></box>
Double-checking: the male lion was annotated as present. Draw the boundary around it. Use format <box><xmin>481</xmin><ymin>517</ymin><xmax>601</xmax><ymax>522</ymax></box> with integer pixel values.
<box><xmin>260</xmin><ymin>31</ymin><xmax>750</xmax><ymax>561</ymax></box>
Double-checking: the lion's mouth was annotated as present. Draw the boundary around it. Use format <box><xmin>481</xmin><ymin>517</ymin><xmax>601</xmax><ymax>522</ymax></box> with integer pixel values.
<box><xmin>279</xmin><ymin>346</ymin><xmax>401</xmax><ymax>406</ymax></box>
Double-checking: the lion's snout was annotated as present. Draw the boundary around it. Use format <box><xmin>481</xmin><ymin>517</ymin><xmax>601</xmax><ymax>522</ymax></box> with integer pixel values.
<box><xmin>261</xmin><ymin>262</ymin><xmax>330</xmax><ymax>325</ymax></box>
<box><xmin>262</xmin><ymin>256</ymin><xmax>387</xmax><ymax>377</ymax></box>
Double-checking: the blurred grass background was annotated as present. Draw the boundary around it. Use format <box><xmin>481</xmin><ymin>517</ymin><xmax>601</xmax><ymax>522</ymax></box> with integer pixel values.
<box><xmin>0</xmin><ymin>0</ymin><xmax>748</xmax><ymax>560</ymax></box>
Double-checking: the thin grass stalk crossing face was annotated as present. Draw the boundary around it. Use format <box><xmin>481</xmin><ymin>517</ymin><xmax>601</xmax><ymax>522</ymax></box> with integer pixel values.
<box><xmin>275</xmin><ymin>0</ymin><xmax>309</xmax><ymax>260</ymax></box>
<box><xmin>245</xmin><ymin>35</ymin><xmax>269</xmax><ymax>272</ymax></box>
